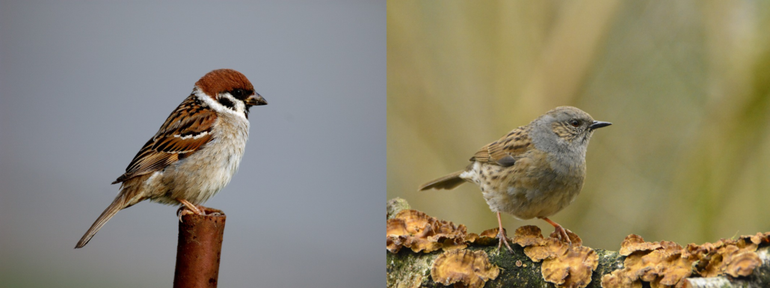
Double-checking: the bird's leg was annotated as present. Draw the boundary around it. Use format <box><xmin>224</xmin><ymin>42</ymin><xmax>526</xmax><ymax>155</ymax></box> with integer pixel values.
<box><xmin>539</xmin><ymin>217</ymin><xmax>572</xmax><ymax>245</ymax></box>
<box><xmin>177</xmin><ymin>198</ymin><xmax>204</xmax><ymax>214</ymax></box>
<box><xmin>495</xmin><ymin>212</ymin><xmax>514</xmax><ymax>254</ymax></box>
<box><xmin>177</xmin><ymin>198</ymin><xmax>205</xmax><ymax>222</ymax></box>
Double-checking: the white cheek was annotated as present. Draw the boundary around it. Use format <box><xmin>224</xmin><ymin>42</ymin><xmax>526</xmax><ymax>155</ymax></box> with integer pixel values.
<box><xmin>194</xmin><ymin>88</ymin><xmax>248</xmax><ymax>120</ymax></box>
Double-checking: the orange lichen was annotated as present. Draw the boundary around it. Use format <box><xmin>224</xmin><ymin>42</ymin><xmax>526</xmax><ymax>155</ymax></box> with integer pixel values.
<box><xmin>619</xmin><ymin>234</ymin><xmax>661</xmax><ymax>256</ymax></box>
<box><xmin>601</xmin><ymin>270</ymin><xmax>642</xmax><ymax>288</ymax></box>
<box><xmin>513</xmin><ymin>226</ymin><xmax>576</xmax><ymax>262</ymax></box>
<box><xmin>513</xmin><ymin>225</ymin><xmax>582</xmax><ymax>248</ymax></box>
<box><xmin>601</xmin><ymin>272</ymin><xmax>642</xmax><ymax>288</ymax></box>
<box><xmin>385</xmin><ymin>209</ymin><xmax>532</xmax><ymax>253</ymax></box>
<box><xmin>525</xmin><ymin>238</ymin><xmax>570</xmax><ymax>262</ymax></box>
<box><xmin>513</xmin><ymin>225</ymin><xmax>598</xmax><ymax>288</ymax></box>
<box><xmin>513</xmin><ymin>225</ymin><xmax>545</xmax><ymax>247</ymax></box>
<box><xmin>472</xmin><ymin>227</ymin><xmax>504</xmax><ymax>246</ymax></box>
<box><xmin>724</xmin><ymin>251</ymin><xmax>762</xmax><ymax>277</ymax></box>
<box><xmin>430</xmin><ymin>249</ymin><xmax>500</xmax><ymax>288</ymax></box>
<box><xmin>695</xmin><ymin>242</ymin><xmax>762</xmax><ymax>278</ymax></box>
<box><xmin>744</xmin><ymin>232</ymin><xmax>770</xmax><ymax>245</ymax></box>
<box><xmin>541</xmin><ymin>246</ymin><xmax>598</xmax><ymax>288</ymax></box>
<box><xmin>550</xmin><ymin>228</ymin><xmax>583</xmax><ymax>247</ymax></box>
<box><xmin>603</xmin><ymin>236</ymin><xmax>694</xmax><ymax>287</ymax></box>
<box><xmin>651</xmin><ymin>252</ymin><xmax>691</xmax><ymax>286</ymax></box>
<box><xmin>514</xmin><ymin>226</ymin><xmax>563</xmax><ymax>262</ymax></box>
<box><xmin>463</xmin><ymin>228</ymin><xmax>502</xmax><ymax>247</ymax></box>
<box><xmin>386</xmin><ymin>209</ymin><xmax>471</xmax><ymax>253</ymax></box>
<box><xmin>604</xmin><ymin>233</ymin><xmax>766</xmax><ymax>287</ymax></box>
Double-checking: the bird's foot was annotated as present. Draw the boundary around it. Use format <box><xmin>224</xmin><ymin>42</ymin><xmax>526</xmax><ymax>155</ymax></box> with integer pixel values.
<box><xmin>553</xmin><ymin>226</ymin><xmax>572</xmax><ymax>245</ymax></box>
<box><xmin>176</xmin><ymin>198</ymin><xmax>207</xmax><ymax>222</ymax></box>
<box><xmin>495</xmin><ymin>212</ymin><xmax>514</xmax><ymax>254</ymax></box>
<box><xmin>203</xmin><ymin>207</ymin><xmax>223</xmax><ymax>216</ymax></box>
<box><xmin>495</xmin><ymin>228</ymin><xmax>514</xmax><ymax>254</ymax></box>
<box><xmin>539</xmin><ymin>217</ymin><xmax>573</xmax><ymax>245</ymax></box>
<box><xmin>176</xmin><ymin>207</ymin><xmax>192</xmax><ymax>222</ymax></box>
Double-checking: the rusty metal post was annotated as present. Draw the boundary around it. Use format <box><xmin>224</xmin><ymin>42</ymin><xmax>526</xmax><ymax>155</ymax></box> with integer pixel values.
<box><xmin>173</xmin><ymin>207</ymin><xmax>226</xmax><ymax>288</ymax></box>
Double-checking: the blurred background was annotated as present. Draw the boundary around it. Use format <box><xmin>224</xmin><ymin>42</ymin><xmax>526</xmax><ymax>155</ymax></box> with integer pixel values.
<box><xmin>0</xmin><ymin>1</ymin><xmax>383</xmax><ymax>287</ymax></box>
<box><xmin>388</xmin><ymin>1</ymin><xmax>770</xmax><ymax>250</ymax></box>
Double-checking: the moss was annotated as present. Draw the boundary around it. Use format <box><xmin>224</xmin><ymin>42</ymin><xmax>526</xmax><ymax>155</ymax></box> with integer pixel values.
<box><xmin>387</xmin><ymin>248</ymin><xmax>439</xmax><ymax>287</ymax></box>
<box><xmin>591</xmin><ymin>249</ymin><xmax>624</xmax><ymax>288</ymax></box>
<box><xmin>479</xmin><ymin>244</ymin><xmax>550</xmax><ymax>287</ymax></box>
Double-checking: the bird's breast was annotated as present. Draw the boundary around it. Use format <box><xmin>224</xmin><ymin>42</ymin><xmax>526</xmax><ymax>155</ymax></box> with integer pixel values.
<box><xmin>151</xmin><ymin>116</ymin><xmax>250</xmax><ymax>205</ymax></box>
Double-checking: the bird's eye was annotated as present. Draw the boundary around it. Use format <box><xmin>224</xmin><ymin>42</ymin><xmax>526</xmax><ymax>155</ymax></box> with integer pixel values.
<box><xmin>229</xmin><ymin>89</ymin><xmax>251</xmax><ymax>100</ymax></box>
<box><xmin>569</xmin><ymin>119</ymin><xmax>581</xmax><ymax>127</ymax></box>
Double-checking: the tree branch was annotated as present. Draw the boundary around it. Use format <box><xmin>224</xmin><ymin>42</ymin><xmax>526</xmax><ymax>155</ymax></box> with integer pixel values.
<box><xmin>386</xmin><ymin>198</ymin><xmax>770</xmax><ymax>288</ymax></box>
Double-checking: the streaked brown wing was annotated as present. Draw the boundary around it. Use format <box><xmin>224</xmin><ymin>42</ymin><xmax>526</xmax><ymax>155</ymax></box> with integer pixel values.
<box><xmin>113</xmin><ymin>95</ymin><xmax>217</xmax><ymax>184</ymax></box>
<box><xmin>470</xmin><ymin>125</ymin><xmax>533</xmax><ymax>167</ymax></box>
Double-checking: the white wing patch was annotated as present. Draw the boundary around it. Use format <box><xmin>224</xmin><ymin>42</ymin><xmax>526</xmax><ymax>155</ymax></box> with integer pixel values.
<box><xmin>173</xmin><ymin>131</ymin><xmax>210</xmax><ymax>140</ymax></box>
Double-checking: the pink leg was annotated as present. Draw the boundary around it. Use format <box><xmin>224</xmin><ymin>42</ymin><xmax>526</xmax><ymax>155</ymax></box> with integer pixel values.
<box><xmin>177</xmin><ymin>198</ymin><xmax>204</xmax><ymax>215</ymax></box>
<box><xmin>540</xmin><ymin>217</ymin><xmax>572</xmax><ymax>245</ymax></box>
<box><xmin>496</xmin><ymin>212</ymin><xmax>514</xmax><ymax>254</ymax></box>
<box><xmin>177</xmin><ymin>198</ymin><xmax>206</xmax><ymax>222</ymax></box>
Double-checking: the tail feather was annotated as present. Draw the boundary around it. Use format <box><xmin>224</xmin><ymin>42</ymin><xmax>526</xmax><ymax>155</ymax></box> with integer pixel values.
<box><xmin>418</xmin><ymin>171</ymin><xmax>466</xmax><ymax>191</ymax></box>
<box><xmin>74</xmin><ymin>193</ymin><xmax>128</xmax><ymax>249</ymax></box>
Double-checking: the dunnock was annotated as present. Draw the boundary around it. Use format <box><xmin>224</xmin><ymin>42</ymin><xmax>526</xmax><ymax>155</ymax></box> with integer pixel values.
<box><xmin>419</xmin><ymin>106</ymin><xmax>610</xmax><ymax>253</ymax></box>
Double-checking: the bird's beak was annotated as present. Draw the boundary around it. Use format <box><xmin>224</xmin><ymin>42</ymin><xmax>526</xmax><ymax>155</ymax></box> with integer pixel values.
<box><xmin>589</xmin><ymin>121</ymin><xmax>612</xmax><ymax>130</ymax></box>
<box><xmin>245</xmin><ymin>93</ymin><xmax>267</xmax><ymax>106</ymax></box>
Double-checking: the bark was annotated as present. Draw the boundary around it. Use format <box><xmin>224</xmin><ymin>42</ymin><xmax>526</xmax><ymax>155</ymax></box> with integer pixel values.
<box><xmin>174</xmin><ymin>207</ymin><xmax>226</xmax><ymax>288</ymax></box>
<box><xmin>386</xmin><ymin>198</ymin><xmax>770</xmax><ymax>288</ymax></box>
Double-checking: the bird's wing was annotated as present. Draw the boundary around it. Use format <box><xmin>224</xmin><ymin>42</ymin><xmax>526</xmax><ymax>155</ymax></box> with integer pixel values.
<box><xmin>113</xmin><ymin>95</ymin><xmax>217</xmax><ymax>184</ymax></box>
<box><xmin>470</xmin><ymin>125</ymin><xmax>533</xmax><ymax>167</ymax></box>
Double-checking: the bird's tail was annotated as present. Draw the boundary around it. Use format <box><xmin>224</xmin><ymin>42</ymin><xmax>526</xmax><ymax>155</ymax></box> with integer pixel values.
<box><xmin>418</xmin><ymin>170</ymin><xmax>466</xmax><ymax>191</ymax></box>
<box><xmin>74</xmin><ymin>193</ymin><xmax>129</xmax><ymax>249</ymax></box>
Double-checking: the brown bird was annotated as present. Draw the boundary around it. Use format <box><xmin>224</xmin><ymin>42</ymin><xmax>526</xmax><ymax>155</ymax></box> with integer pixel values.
<box><xmin>419</xmin><ymin>106</ymin><xmax>610</xmax><ymax>253</ymax></box>
<box><xmin>75</xmin><ymin>69</ymin><xmax>267</xmax><ymax>248</ymax></box>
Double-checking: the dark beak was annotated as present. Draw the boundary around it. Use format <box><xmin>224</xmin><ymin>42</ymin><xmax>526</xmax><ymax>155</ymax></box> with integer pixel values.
<box><xmin>245</xmin><ymin>92</ymin><xmax>267</xmax><ymax>106</ymax></box>
<box><xmin>589</xmin><ymin>121</ymin><xmax>612</xmax><ymax>130</ymax></box>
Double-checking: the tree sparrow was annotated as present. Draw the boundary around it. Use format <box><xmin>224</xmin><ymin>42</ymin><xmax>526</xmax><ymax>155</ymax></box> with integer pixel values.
<box><xmin>75</xmin><ymin>69</ymin><xmax>267</xmax><ymax>248</ymax></box>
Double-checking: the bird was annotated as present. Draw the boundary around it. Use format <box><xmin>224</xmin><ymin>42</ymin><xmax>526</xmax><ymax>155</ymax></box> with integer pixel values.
<box><xmin>75</xmin><ymin>69</ymin><xmax>267</xmax><ymax>249</ymax></box>
<box><xmin>419</xmin><ymin>106</ymin><xmax>610</xmax><ymax>253</ymax></box>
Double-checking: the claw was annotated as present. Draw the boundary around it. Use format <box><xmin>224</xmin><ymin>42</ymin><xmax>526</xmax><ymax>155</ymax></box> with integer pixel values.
<box><xmin>176</xmin><ymin>207</ymin><xmax>196</xmax><ymax>222</ymax></box>
<box><xmin>495</xmin><ymin>212</ymin><xmax>514</xmax><ymax>254</ymax></box>
<box><xmin>176</xmin><ymin>198</ymin><xmax>206</xmax><ymax>222</ymax></box>
<box><xmin>539</xmin><ymin>217</ymin><xmax>572</xmax><ymax>245</ymax></box>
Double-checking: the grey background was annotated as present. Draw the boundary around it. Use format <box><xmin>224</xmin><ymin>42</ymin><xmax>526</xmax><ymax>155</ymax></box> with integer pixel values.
<box><xmin>0</xmin><ymin>1</ymin><xmax>384</xmax><ymax>287</ymax></box>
